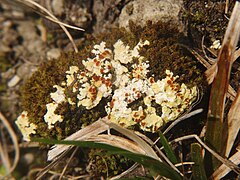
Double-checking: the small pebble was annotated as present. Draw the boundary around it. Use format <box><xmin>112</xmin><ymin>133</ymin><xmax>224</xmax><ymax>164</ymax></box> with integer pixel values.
<box><xmin>47</xmin><ymin>48</ymin><xmax>61</xmax><ymax>60</ymax></box>
<box><xmin>8</xmin><ymin>75</ymin><xmax>21</xmax><ymax>87</ymax></box>
<box><xmin>23</xmin><ymin>153</ymin><xmax>34</xmax><ymax>165</ymax></box>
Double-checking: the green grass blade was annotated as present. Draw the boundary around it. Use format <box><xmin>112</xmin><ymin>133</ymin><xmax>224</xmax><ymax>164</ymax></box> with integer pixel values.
<box><xmin>32</xmin><ymin>138</ymin><xmax>182</xmax><ymax>179</ymax></box>
<box><xmin>191</xmin><ymin>143</ymin><xmax>207</xmax><ymax>180</ymax></box>
<box><xmin>158</xmin><ymin>131</ymin><xmax>178</xmax><ymax>164</ymax></box>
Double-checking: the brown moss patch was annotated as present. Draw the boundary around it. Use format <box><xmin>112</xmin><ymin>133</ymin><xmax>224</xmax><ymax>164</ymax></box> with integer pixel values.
<box><xmin>20</xmin><ymin>20</ymin><xmax>206</xmax><ymax>140</ymax></box>
<box><xmin>182</xmin><ymin>0</ymin><xmax>234</xmax><ymax>48</ymax></box>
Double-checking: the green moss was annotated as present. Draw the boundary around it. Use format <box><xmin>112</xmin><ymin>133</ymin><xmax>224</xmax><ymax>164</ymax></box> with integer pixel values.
<box><xmin>182</xmin><ymin>0</ymin><xmax>233</xmax><ymax>47</ymax></box>
<box><xmin>20</xmin><ymin>21</ymin><xmax>206</xmax><ymax>140</ymax></box>
<box><xmin>95</xmin><ymin>21</ymin><xmax>204</xmax><ymax>86</ymax></box>
<box><xmin>0</xmin><ymin>53</ymin><xmax>12</xmax><ymax>72</ymax></box>
<box><xmin>0</xmin><ymin>53</ymin><xmax>12</xmax><ymax>92</ymax></box>
<box><xmin>17</xmin><ymin>20</ymin><xmax>209</xmax><ymax>178</ymax></box>
<box><xmin>87</xmin><ymin>149</ymin><xmax>133</xmax><ymax>177</ymax></box>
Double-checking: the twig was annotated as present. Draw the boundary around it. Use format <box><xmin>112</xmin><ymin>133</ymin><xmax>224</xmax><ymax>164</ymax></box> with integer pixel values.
<box><xmin>212</xmin><ymin>149</ymin><xmax>240</xmax><ymax>179</ymax></box>
<box><xmin>171</xmin><ymin>134</ymin><xmax>240</xmax><ymax>174</ymax></box>
<box><xmin>163</xmin><ymin>109</ymin><xmax>203</xmax><ymax>135</ymax></box>
<box><xmin>201</xmin><ymin>36</ymin><xmax>216</xmax><ymax>64</ymax></box>
<box><xmin>0</xmin><ymin>112</ymin><xmax>20</xmax><ymax>176</ymax></box>
<box><xmin>36</xmin><ymin>149</ymin><xmax>72</xmax><ymax>180</ymax></box>
<box><xmin>0</xmin><ymin>125</ymin><xmax>11</xmax><ymax>173</ymax></box>
<box><xmin>175</xmin><ymin>162</ymin><xmax>195</xmax><ymax>167</ymax></box>
<box><xmin>134</xmin><ymin>131</ymin><xmax>183</xmax><ymax>176</ymax></box>
<box><xmin>30</xmin><ymin>167</ymin><xmax>91</xmax><ymax>179</ymax></box>
<box><xmin>15</xmin><ymin>0</ymin><xmax>85</xmax><ymax>53</ymax></box>
<box><xmin>225</xmin><ymin>0</ymin><xmax>229</xmax><ymax>14</ymax></box>
<box><xmin>59</xmin><ymin>147</ymin><xmax>79</xmax><ymax>180</ymax></box>
<box><xmin>110</xmin><ymin>163</ymin><xmax>139</xmax><ymax>180</ymax></box>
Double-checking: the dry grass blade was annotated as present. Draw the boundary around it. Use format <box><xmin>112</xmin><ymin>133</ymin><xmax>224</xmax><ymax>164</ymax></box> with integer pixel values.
<box><xmin>225</xmin><ymin>0</ymin><xmax>229</xmax><ymax>14</ymax></box>
<box><xmin>37</xmin><ymin>149</ymin><xmax>71</xmax><ymax>180</ymax></box>
<box><xmin>205</xmin><ymin>1</ymin><xmax>240</xmax><ymax>170</ymax></box>
<box><xmin>212</xmin><ymin>148</ymin><xmax>240</xmax><ymax>179</ymax></box>
<box><xmin>87</xmin><ymin>134</ymin><xmax>146</xmax><ymax>154</ymax></box>
<box><xmin>59</xmin><ymin>147</ymin><xmax>78</xmax><ymax>180</ymax></box>
<box><xmin>205</xmin><ymin>62</ymin><xmax>237</xmax><ymax>100</ymax></box>
<box><xmin>31</xmin><ymin>167</ymin><xmax>91</xmax><ymax>180</ymax></box>
<box><xmin>184</xmin><ymin>46</ymin><xmax>236</xmax><ymax>101</ymax></box>
<box><xmin>0</xmin><ymin>112</ymin><xmax>20</xmax><ymax>177</ymax></box>
<box><xmin>47</xmin><ymin>117</ymin><xmax>109</xmax><ymax>161</ymax></box>
<box><xmin>105</xmin><ymin>121</ymin><xmax>159</xmax><ymax>160</ymax></box>
<box><xmin>110</xmin><ymin>163</ymin><xmax>139</xmax><ymax>180</ymax></box>
<box><xmin>135</xmin><ymin>131</ymin><xmax>183</xmax><ymax>176</ymax></box>
<box><xmin>172</xmin><ymin>134</ymin><xmax>240</xmax><ymax>174</ymax></box>
<box><xmin>13</xmin><ymin>0</ymin><xmax>85</xmax><ymax>53</ymax></box>
<box><xmin>233</xmin><ymin>48</ymin><xmax>240</xmax><ymax>61</ymax></box>
<box><xmin>205</xmin><ymin>62</ymin><xmax>217</xmax><ymax>84</ymax></box>
<box><xmin>104</xmin><ymin>123</ymin><xmax>185</xmax><ymax>177</ymax></box>
<box><xmin>225</xmin><ymin>90</ymin><xmax>240</xmax><ymax>157</ymax></box>
<box><xmin>0</xmin><ymin>126</ymin><xmax>11</xmax><ymax>174</ymax></box>
<box><xmin>205</xmin><ymin>48</ymin><xmax>240</xmax><ymax>85</ymax></box>
<box><xmin>227</xmin><ymin>85</ymin><xmax>237</xmax><ymax>101</ymax></box>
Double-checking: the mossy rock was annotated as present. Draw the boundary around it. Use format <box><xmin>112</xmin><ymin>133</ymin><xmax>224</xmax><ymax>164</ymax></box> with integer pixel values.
<box><xmin>20</xmin><ymin>21</ymin><xmax>206</xmax><ymax>140</ymax></box>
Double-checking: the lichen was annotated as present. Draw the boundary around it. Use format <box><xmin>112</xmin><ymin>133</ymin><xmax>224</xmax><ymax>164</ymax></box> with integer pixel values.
<box><xmin>15</xmin><ymin>111</ymin><xmax>37</xmax><ymax>141</ymax></box>
<box><xmin>14</xmin><ymin>20</ymin><xmax>208</xmax><ymax>178</ymax></box>
<box><xmin>16</xmin><ymin>21</ymin><xmax>205</xmax><ymax>141</ymax></box>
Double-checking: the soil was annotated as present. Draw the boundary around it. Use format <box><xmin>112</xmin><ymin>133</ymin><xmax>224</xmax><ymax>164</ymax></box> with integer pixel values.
<box><xmin>0</xmin><ymin>0</ymin><xmax>239</xmax><ymax>179</ymax></box>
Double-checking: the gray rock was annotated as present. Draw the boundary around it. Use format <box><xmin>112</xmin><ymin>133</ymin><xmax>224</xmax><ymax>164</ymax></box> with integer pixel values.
<box><xmin>16</xmin><ymin>63</ymin><xmax>36</xmax><ymax>80</ymax></box>
<box><xmin>7</xmin><ymin>75</ymin><xmax>21</xmax><ymax>87</ymax></box>
<box><xmin>26</xmin><ymin>39</ymin><xmax>45</xmax><ymax>53</ymax></box>
<box><xmin>47</xmin><ymin>48</ymin><xmax>61</xmax><ymax>60</ymax></box>
<box><xmin>51</xmin><ymin>0</ymin><xmax>64</xmax><ymax>16</ymax></box>
<box><xmin>119</xmin><ymin>0</ymin><xmax>184</xmax><ymax>31</ymax></box>
<box><xmin>17</xmin><ymin>21</ymin><xmax>38</xmax><ymax>41</ymax></box>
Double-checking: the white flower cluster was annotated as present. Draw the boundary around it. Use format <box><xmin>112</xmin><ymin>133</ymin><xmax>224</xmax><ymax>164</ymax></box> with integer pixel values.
<box><xmin>16</xmin><ymin>39</ymin><xmax>198</xmax><ymax>140</ymax></box>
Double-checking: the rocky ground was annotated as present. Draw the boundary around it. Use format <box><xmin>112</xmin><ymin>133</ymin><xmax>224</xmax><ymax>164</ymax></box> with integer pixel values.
<box><xmin>0</xmin><ymin>0</ymin><xmax>239</xmax><ymax>179</ymax></box>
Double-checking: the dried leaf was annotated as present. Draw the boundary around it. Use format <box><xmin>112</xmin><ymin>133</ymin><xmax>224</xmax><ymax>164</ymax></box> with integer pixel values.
<box><xmin>212</xmin><ymin>149</ymin><xmax>240</xmax><ymax>179</ymax></box>
<box><xmin>0</xmin><ymin>112</ymin><xmax>19</xmax><ymax>176</ymax></box>
<box><xmin>205</xmin><ymin>1</ymin><xmax>240</xmax><ymax>170</ymax></box>
<box><xmin>87</xmin><ymin>134</ymin><xmax>146</xmax><ymax>154</ymax></box>
<box><xmin>225</xmin><ymin>90</ymin><xmax>240</xmax><ymax>157</ymax></box>
<box><xmin>47</xmin><ymin>117</ymin><xmax>109</xmax><ymax>161</ymax></box>
<box><xmin>105</xmin><ymin>121</ymin><xmax>159</xmax><ymax>160</ymax></box>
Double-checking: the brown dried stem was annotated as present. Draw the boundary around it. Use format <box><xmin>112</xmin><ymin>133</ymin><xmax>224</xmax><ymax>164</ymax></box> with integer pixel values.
<box><xmin>204</xmin><ymin>1</ymin><xmax>240</xmax><ymax>172</ymax></box>
<box><xmin>0</xmin><ymin>112</ymin><xmax>20</xmax><ymax>177</ymax></box>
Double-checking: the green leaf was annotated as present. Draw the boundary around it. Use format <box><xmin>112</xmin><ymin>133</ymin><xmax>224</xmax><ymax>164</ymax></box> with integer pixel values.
<box><xmin>159</xmin><ymin>131</ymin><xmax>178</xmax><ymax>164</ymax></box>
<box><xmin>191</xmin><ymin>143</ymin><xmax>207</xmax><ymax>180</ymax></box>
<box><xmin>32</xmin><ymin>138</ymin><xmax>182</xmax><ymax>180</ymax></box>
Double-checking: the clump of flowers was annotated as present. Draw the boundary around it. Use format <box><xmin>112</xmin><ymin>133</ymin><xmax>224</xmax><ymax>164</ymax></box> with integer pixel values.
<box><xmin>16</xmin><ymin>38</ymin><xmax>197</xmax><ymax>140</ymax></box>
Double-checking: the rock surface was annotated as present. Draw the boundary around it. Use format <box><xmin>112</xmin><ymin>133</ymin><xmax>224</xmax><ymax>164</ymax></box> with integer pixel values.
<box><xmin>119</xmin><ymin>0</ymin><xmax>184</xmax><ymax>31</ymax></box>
